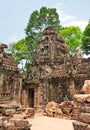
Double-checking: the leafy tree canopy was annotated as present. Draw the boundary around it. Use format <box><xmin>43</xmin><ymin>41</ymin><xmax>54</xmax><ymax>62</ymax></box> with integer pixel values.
<box><xmin>82</xmin><ymin>20</ymin><xmax>90</xmax><ymax>55</ymax></box>
<box><xmin>60</xmin><ymin>26</ymin><xmax>82</xmax><ymax>55</ymax></box>
<box><xmin>25</xmin><ymin>6</ymin><xmax>62</xmax><ymax>37</ymax></box>
<box><xmin>8</xmin><ymin>7</ymin><xmax>62</xmax><ymax>71</ymax></box>
<box><xmin>8</xmin><ymin>39</ymin><xmax>28</xmax><ymax>71</ymax></box>
<box><xmin>24</xmin><ymin>7</ymin><xmax>61</xmax><ymax>70</ymax></box>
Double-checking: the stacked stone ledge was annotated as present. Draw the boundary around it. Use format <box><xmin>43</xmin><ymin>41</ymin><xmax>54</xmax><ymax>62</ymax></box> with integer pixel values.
<box><xmin>73</xmin><ymin>80</ymin><xmax>90</xmax><ymax>130</ymax></box>
<box><xmin>1</xmin><ymin>118</ymin><xmax>32</xmax><ymax>130</ymax></box>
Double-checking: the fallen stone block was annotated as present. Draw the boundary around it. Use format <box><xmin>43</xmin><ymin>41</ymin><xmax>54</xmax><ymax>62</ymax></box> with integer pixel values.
<box><xmin>62</xmin><ymin>107</ymin><xmax>72</xmax><ymax>115</ymax></box>
<box><xmin>78</xmin><ymin>112</ymin><xmax>90</xmax><ymax>124</ymax></box>
<box><xmin>60</xmin><ymin>101</ymin><xmax>73</xmax><ymax>108</ymax></box>
<box><xmin>10</xmin><ymin>119</ymin><xmax>32</xmax><ymax>130</ymax></box>
<box><xmin>2</xmin><ymin>122</ymin><xmax>15</xmax><ymax>130</ymax></box>
<box><xmin>73</xmin><ymin>121</ymin><xmax>88</xmax><ymax>130</ymax></box>
<box><xmin>0</xmin><ymin>117</ymin><xmax>5</xmax><ymax>127</ymax></box>
<box><xmin>86</xmin><ymin>96</ymin><xmax>90</xmax><ymax>103</ymax></box>
<box><xmin>2</xmin><ymin>108</ymin><xmax>15</xmax><ymax>116</ymax></box>
<box><xmin>45</xmin><ymin>101</ymin><xmax>57</xmax><ymax>110</ymax></box>
<box><xmin>0</xmin><ymin>104</ymin><xmax>18</xmax><ymax>116</ymax></box>
<box><xmin>82</xmin><ymin>106</ymin><xmax>90</xmax><ymax>113</ymax></box>
<box><xmin>80</xmin><ymin>80</ymin><xmax>90</xmax><ymax>94</ymax></box>
<box><xmin>73</xmin><ymin>94</ymin><xmax>90</xmax><ymax>103</ymax></box>
<box><xmin>87</xmin><ymin>125</ymin><xmax>90</xmax><ymax>130</ymax></box>
<box><xmin>25</xmin><ymin>108</ymin><xmax>34</xmax><ymax>118</ymax></box>
<box><xmin>73</xmin><ymin>101</ymin><xmax>82</xmax><ymax>108</ymax></box>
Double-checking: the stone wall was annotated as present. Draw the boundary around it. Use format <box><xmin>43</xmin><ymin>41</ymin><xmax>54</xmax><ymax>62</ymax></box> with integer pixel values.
<box><xmin>0</xmin><ymin>43</ymin><xmax>22</xmax><ymax>105</ymax></box>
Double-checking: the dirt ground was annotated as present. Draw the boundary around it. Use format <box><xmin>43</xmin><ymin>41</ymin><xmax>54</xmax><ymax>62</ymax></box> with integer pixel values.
<box><xmin>28</xmin><ymin>116</ymin><xmax>74</xmax><ymax>130</ymax></box>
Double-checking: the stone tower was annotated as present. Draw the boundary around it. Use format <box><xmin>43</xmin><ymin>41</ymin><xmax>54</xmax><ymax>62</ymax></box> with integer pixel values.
<box><xmin>23</xmin><ymin>26</ymin><xmax>70</xmax><ymax>109</ymax></box>
<box><xmin>23</xmin><ymin>26</ymin><xmax>90</xmax><ymax>109</ymax></box>
<box><xmin>33</xmin><ymin>26</ymin><xmax>69</xmax><ymax>66</ymax></box>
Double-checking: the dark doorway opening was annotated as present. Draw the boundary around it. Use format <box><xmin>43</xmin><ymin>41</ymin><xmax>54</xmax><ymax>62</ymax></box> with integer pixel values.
<box><xmin>28</xmin><ymin>88</ymin><xmax>34</xmax><ymax>108</ymax></box>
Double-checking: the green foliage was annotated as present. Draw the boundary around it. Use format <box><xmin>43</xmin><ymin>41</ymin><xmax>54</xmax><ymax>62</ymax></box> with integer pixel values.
<box><xmin>8</xmin><ymin>39</ymin><xmax>28</xmax><ymax>71</ymax></box>
<box><xmin>11</xmin><ymin>39</ymin><xmax>27</xmax><ymax>63</ymax></box>
<box><xmin>25</xmin><ymin>7</ymin><xmax>61</xmax><ymax>69</ymax></box>
<box><xmin>60</xmin><ymin>26</ymin><xmax>82</xmax><ymax>55</ymax></box>
<box><xmin>8</xmin><ymin>6</ymin><xmax>89</xmax><ymax>73</ymax></box>
<box><xmin>25</xmin><ymin>7</ymin><xmax>62</xmax><ymax>63</ymax></box>
<box><xmin>25</xmin><ymin>6</ymin><xmax>61</xmax><ymax>36</ymax></box>
<box><xmin>25</xmin><ymin>7</ymin><xmax>61</xmax><ymax>66</ymax></box>
<box><xmin>82</xmin><ymin>20</ymin><xmax>90</xmax><ymax>55</ymax></box>
<box><xmin>8</xmin><ymin>7</ymin><xmax>61</xmax><ymax>72</ymax></box>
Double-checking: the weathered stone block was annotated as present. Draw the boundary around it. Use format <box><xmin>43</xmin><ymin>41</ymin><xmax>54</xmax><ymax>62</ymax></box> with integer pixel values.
<box><xmin>81</xmin><ymin>80</ymin><xmax>90</xmax><ymax>94</ymax></box>
<box><xmin>86</xmin><ymin>96</ymin><xmax>90</xmax><ymax>103</ymax></box>
<box><xmin>0</xmin><ymin>117</ymin><xmax>4</xmax><ymax>127</ymax></box>
<box><xmin>73</xmin><ymin>101</ymin><xmax>82</xmax><ymax>108</ymax></box>
<box><xmin>25</xmin><ymin>108</ymin><xmax>34</xmax><ymax>118</ymax></box>
<box><xmin>78</xmin><ymin>113</ymin><xmax>90</xmax><ymax>124</ymax></box>
<box><xmin>73</xmin><ymin>94</ymin><xmax>90</xmax><ymax>103</ymax></box>
<box><xmin>10</xmin><ymin>119</ymin><xmax>32</xmax><ymax>130</ymax></box>
<box><xmin>62</xmin><ymin>107</ymin><xmax>72</xmax><ymax>115</ymax></box>
<box><xmin>2</xmin><ymin>122</ymin><xmax>15</xmax><ymax>130</ymax></box>
<box><xmin>71</xmin><ymin>108</ymin><xmax>81</xmax><ymax>120</ymax></box>
<box><xmin>72</xmin><ymin>108</ymin><xmax>80</xmax><ymax>114</ymax></box>
<box><xmin>73</xmin><ymin>121</ymin><xmax>88</xmax><ymax>130</ymax></box>
<box><xmin>71</xmin><ymin>114</ymin><xmax>78</xmax><ymax>120</ymax></box>
<box><xmin>82</xmin><ymin>106</ymin><xmax>90</xmax><ymax>113</ymax></box>
<box><xmin>87</xmin><ymin>125</ymin><xmax>90</xmax><ymax>130</ymax></box>
<box><xmin>2</xmin><ymin>108</ymin><xmax>15</xmax><ymax>116</ymax></box>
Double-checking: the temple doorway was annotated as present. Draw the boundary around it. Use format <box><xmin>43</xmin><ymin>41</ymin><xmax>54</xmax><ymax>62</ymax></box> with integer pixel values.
<box><xmin>28</xmin><ymin>88</ymin><xmax>34</xmax><ymax>108</ymax></box>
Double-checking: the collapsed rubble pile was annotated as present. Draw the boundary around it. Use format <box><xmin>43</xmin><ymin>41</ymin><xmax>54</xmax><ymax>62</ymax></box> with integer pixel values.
<box><xmin>43</xmin><ymin>99</ymin><xmax>82</xmax><ymax>120</ymax></box>
<box><xmin>0</xmin><ymin>103</ymin><xmax>34</xmax><ymax>130</ymax></box>
<box><xmin>1</xmin><ymin>118</ymin><xmax>32</xmax><ymax>130</ymax></box>
<box><xmin>43</xmin><ymin>92</ymin><xmax>85</xmax><ymax>120</ymax></box>
<box><xmin>44</xmin><ymin>80</ymin><xmax>90</xmax><ymax>122</ymax></box>
<box><xmin>44</xmin><ymin>100</ymin><xmax>63</xmax><ymax>118</ymax></box>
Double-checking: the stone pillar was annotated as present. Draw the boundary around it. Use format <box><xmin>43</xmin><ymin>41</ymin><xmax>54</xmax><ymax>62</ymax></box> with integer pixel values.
<box><xmin>34</xmin><ymin>87</ymin><xmax>38</xmax><ymax>109</ymax></box>
<box><xmin>18</xmin><ymin>78</ymin><xmax>22</xmax><ymax>104</ymax></box>
<box><xmin>34</xmin><ymin>84</ymin><xmax>43</xmax><ymax>116</ymax></box>
<box><xmin>47</xmin><ymin>82</ymin><xmax>50</xmax><ymax>102</ymax></box>
<box><xmin>21</xmin><ymin>89</ymin><xmax>29</xmax><ymax>107</ymax></box>
<box><xmin>49</xmin><ymin>83</ymin><xmax>53</xmax><ymax>101</ymax></box>
<box><xmin>0</xmin><ymin>72</ymin><xmax>3</xmax><ymax>99</ymax></box>
<box><xmin>42</xmin><ymin>82</ymin><xmax>47</xmax><ymax>104</ymax></box>
<box><xmin>37</xmin><ymin>85</ymin><xmax>42</xmax><ymax>108</ymax></box>
<box><xmin>34</xmin><ymin>84</ymin><xmax>42</xmax><ymax>109</ymax></box>
<box><xmin>69</xmin><ymin>79</ymin><xmax>75</xmax><ymax>99</ymax></box>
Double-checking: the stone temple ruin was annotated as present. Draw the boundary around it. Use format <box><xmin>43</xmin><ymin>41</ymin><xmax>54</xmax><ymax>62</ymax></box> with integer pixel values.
<box><xmin>0</xmin><ymin>43</ymin><xmax>32</xmax><ymax>130</ymax></box>
<box><xmin>0</xmin><ymin>43</ymin><xmax>21</xmax><ymax>104</ymax></box>
<box><xmin>0</xmin><ymin>26</ymin><xmax>90</xmax><ymax>129</ymax></box>
<box><xmin>23</xmin><ymin>26</ymin><xmax>90</xmax><ymax>110</ymax></box>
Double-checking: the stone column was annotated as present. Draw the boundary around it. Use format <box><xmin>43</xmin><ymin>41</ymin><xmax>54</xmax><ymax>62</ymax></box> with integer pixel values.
<box><xmin>18</xmin><ymin>78</ymin><xmax>22</xmax><ymax>104</ymax></box>
<box><xmin>69</xmin><ymin>79</ymin><xmax>75</xmax><ymax>99</ymax></box>
<box><xmin>34</xmin><ymin>84</ymin><xmax>43</xmax><ymax>116</ymax></box>
<box><xmin>21</xmin><ymin>89</ymin><xmax>29</xmax><ymax>107</ymax></box>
